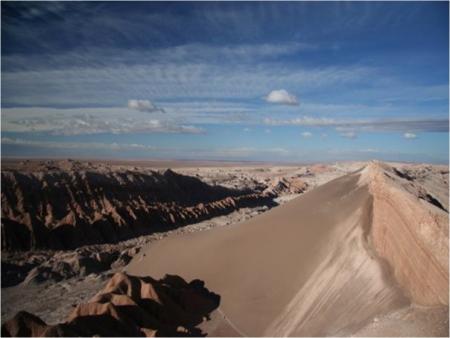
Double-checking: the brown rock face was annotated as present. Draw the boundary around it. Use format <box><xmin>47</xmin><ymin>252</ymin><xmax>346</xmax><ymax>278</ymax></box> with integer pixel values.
<box><xmin>1</xmin><ymin>272</ymin><xmax>220</xmax><ymax>337</ymax></box>
<box><xmin>1</xmin><ymin>166</ymin><xmax>274</xmax><ymax>251</ymax></box>
<box><xmin>1</xmin><ymin>311</ymin><xmax>48</xmax><ymax>337</ymax></box>
<box><xmin>263</xmin><ymin>177</ymin><xmax>308</xmax><ymax>196</ymax></box>
<box><xmin>361</xmin><ymin>162</ymin><xmax>449</xmax><ymax>306</ymax></box>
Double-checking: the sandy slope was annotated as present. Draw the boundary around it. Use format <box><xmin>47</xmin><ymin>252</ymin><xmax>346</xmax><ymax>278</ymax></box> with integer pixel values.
<box><xmin>127</xmin><ymin>162</ymin><xmax>448</xmax><ymax>336</ymax></box>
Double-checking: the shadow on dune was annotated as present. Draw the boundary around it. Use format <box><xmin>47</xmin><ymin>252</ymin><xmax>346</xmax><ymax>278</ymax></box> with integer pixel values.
<box><xmin>2</xmin><ymin>273</ymin><xmax>221</xmax><ymax>337</ymax></box>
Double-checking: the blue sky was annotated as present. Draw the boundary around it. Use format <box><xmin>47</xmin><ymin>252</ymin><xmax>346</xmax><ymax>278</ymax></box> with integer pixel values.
<box><xmin>1</xmin><ymin>1</ymin><xmax>449</xmax><ymax>163</ymax></box>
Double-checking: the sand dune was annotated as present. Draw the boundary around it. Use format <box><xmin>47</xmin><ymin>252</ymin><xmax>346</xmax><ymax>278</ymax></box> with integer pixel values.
<box><xmin>127</xmin><ymin>162</ymin><xmax>449</xmax><ymax>336</ymax></box>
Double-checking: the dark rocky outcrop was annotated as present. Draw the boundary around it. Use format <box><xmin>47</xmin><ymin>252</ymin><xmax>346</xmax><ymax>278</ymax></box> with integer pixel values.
<box><xmin>1</xmin><ymin>167</ymin><xmax>275</xmax><ymax>251</ymax></box>
<box><xmin>2</xmin><ymin>272</ymin><xmax>220</xmax><ymax>337</ymax></box>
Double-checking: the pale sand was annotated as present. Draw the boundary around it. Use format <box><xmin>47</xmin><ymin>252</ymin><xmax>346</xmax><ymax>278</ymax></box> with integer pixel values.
<box><xmin>127</xmin><ymin>166</ymin><xmax>445</xmax><ymax>336</ymax></box>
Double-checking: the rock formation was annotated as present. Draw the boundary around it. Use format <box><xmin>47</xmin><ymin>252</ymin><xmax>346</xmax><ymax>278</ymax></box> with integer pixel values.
<box><xmin>359</xmin><ymin>162</ymin><xmax>448</xmax><ymax>306</ymax></box>
<box><xmin>2</xmin><ymin>272</ymin><xmax>220</xmax><ymax>337</ymax></box>
<box><xmin>1</xmin><ymin>165</ymin><xmax>274</xmax><ymax>251</ymax></box>
<box><xmin>263</xmin><ymin>177</ymin><xmax>308</xmax><ymax>196</ymax></box>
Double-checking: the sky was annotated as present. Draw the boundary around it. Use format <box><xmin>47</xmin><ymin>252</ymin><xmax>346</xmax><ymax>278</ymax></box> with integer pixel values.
<box><xmin>1</xmin><ymin>1</ymin><xmax>449</xmax><ymax>163</ymax></box>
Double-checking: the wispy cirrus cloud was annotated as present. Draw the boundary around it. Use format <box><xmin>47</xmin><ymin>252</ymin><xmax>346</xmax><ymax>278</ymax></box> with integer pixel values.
<box><xmin>2</xmin><ymin>59</ymin><xmax>372</xmax><ymax>107</ymax></box>
<box><xmin>2</xmin><ymin>2</ymin><xmax>68</xmax><ymax>20</ymax></box>
<box><xmin>1</xmin><ymin>107</ymin><xmax>204</xmax><ymax>135</ymax></box>
<box><xmin>264</xmin><ymin>116</ymin><xmax>334</xmax><ymax>126</ymax></box>
<box><xmin>2</xmin><ymin>137</ymin><xmax>291</xmax><ymax>160</ymax></box>
<box><xmin>1</xmin><ymin>137</ymin><xmax>156</xmax><ymax>151</ymax></box>
<box><xmin>2</xmin><ymin>43</ymin><xmax>316</xmax><ymax>72</ymax></box>
<box><xmin>264</xmin><ymin>116</ymin><xmax>449</xmax><ymax>133</ymax></box>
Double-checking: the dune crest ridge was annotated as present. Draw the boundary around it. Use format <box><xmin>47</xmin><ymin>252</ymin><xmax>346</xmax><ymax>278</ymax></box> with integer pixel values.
<box><xmin>127</xmin><ymin>162</ymin><xmax>449</xmax><ymax>336</ymax></box>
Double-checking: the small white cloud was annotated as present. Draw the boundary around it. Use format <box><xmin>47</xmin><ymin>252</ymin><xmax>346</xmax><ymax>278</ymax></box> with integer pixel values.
<box><xmin>340</xmin><ymin>131</ymin><xmax>357</xmax><ymax>139</ymax></box>
<box><xmin>301</xmin><ymin>131</ymin><xmax>312</xmax><ymax>138</ymax></box>
<box><xmin>321</xmin><ymin>133</ymin><xmax>328</xmax><ymax>138</ymax></box>
<box><xmin>404</xmin><ymin>132</ymin><xmax>417</xmax><ymax>139</ymax></box>
<box><xmin>243</xmin><ymin>127</ymin><xmax>251</xmax><ymax>132</ymax></box>
<box><xmin>128</xmin><ymin>99</ymin><xmax>165</xmax><ymax>113</ymax></box>
<box><xmin>264</xmin><ymin>89</ymin><xmax>299</xmax><ymax>106</ymax></box>
<box><xmin>265</xmin><ymin>128</ymin><xmax>272</xmax><ymax>133</ymax></box>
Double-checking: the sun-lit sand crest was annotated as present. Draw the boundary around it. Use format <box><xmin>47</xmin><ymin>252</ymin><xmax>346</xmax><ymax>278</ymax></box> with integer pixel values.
<box><xmin>125</xmin><ymin>162</ymin><xmax>448</xmax><ymax>336</ymax></box>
